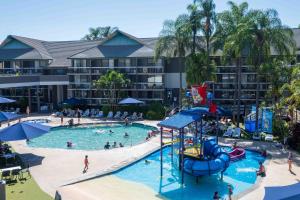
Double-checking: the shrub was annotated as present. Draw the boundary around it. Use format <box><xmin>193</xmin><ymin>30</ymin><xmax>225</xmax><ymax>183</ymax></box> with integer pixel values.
<box><xmin>101</xmin><ymin>105</ymin><xmax>111</xmax><ymax>116</ymax></box>
<box><xmin>145</xmin><ymin>102</ymin><xmax>165</xmax><ymax>120</ymax></box>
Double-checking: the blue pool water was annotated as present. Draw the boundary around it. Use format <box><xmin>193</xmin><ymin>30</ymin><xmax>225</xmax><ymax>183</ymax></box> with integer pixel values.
<box><xmin>28</xmin><ymin>123</ymin><xmax>155</xmax><ymax>150</ymax></box>
<box><xmin>115</xmin><ymin>146</ymin><xmax>265</xmax><ymax>200</ymax></box>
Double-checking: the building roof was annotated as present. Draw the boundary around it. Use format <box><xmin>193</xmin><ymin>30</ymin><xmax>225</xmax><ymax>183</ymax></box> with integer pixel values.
<box><xmin>1</xmin><ymin>28</ymin><xmax>300</xmax><ymax>66</ymax></box>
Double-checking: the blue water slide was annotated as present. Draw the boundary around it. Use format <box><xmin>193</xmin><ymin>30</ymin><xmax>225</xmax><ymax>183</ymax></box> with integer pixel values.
<box><xmin>183</xmin><ymin>139</ymin><xmax>230</xmax><ymax>176</ymax></box>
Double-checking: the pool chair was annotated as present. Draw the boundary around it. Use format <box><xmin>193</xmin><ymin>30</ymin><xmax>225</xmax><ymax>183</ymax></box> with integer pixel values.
<box><xmin>107</xmin><ymin>111</ymin><xmax>113</xmax><ymax>118</ymax></box>
<box><xmin>137</xmin><ymin>113</ymin><xmax>143</xmax><ymax>120</ymax></box>
<box><xmin>265</xmin><ymin>134</ymin><xmax>274</xmax><ymax>142</ymax></box>
<box><xmin>223</xmin><ymin>127</ymin><xmax>234</xmax><ymax>137</ymax></box>
<box><xmin>91</xmin><ymin>109</ymin><xmax>97</xmax><ymax>117</ymax></box>
<box><xmin>232</xmin><ymin>128</ymin><xmax>241</xmax><ymax>138</ymax></box>
<box><xmin>82</xmin><ymin>109</ymin><xmax>90</xmax><ymax>117</ymax></box>
<box><xmin>121</xmin><ymin>112</ymin><xmax>128</xmax><ymax>119</ymax></box>
<box><xmin>130</xmin><ymin>112</ymin><xmax>138</xmax><ymax>120</ymax></box>
<box><xmin>114</xmin><ymin>111</ymin><xmax>121</xmax><ymax>119</ymax></box>
<box><xmin>253</xmin><ymin>133</ymin><xmax>261</xmax><ymax>140</ymax></box>
<box><xmin>96</xmin><ymin>111</ymin><xmax>103</xmax><ymax>118</ymax></box>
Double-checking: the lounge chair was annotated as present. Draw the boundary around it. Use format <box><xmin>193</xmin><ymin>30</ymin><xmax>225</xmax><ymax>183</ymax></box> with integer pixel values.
<box><xmin>137</xmin><ymin>113</ymin><xmax>143</xmax><ymax>120</ymax></box>
<box><xmin>232</xmin><ymin>128</ymin><xmax>241</xmax><ymax>138</ymax></box>
<box><xmin>130</xmin><ymin>112</ymin><xmax>137</xmax><ymax>120</ymax></box>
<box><xmin>223</xmin><ymin>127</ymin><xmax>233</xmax><ymax>137</ymax></box>
<box><xmin>114</xmin><ymin>111</ymin><xmax>121</xmax><ymax>119</ymax></box>
<box><xmin>265</xmin><ymin>134</ymin><xmax>274</xmax><ymax>142</ymax></box>
<box><xmin>82</xmin><ymin>109</ymin><xmax>90</xmax><ymax>117</ymax></box>
<box><xmin>107</xmin><ymin>111</ymin><xmax>113</xmax><ymax>118</ymax></box>
<box><xmin>96</xmin><ymin>111</ymin><xmax>103</xmax><ymax>118</ymax></box>
<box><xmin>90</xmin><ymin>109</ymin><xmax>96</xmax><ymax>117</ymax></box>
<box><xmin>253</xmin><ymin>133</ymin><xmax>261</xmax><ymax>140</ymax></box>
<box><xmin>121</xmin><ymin>111</ymin><xmax>128</xmax><ymax>119</ymax></box>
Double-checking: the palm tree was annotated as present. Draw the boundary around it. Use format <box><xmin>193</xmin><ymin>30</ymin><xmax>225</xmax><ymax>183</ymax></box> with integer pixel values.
<box><xmin>94</xmin><ymin>70</ymin><xmax>130</xmax><ymax>109</ymax></box>
<box><xmin>187</xmin><ymin>1</ymin><xmax>201</xmax><ymax>55</ymax></box>
<box><xmin>247</xmin><ymin>9</ymin><xmax>295</xmax><ymax>134</ymax></box>
<box><xmin>82</xmin><ymin>26</ymin><xmax>118</xmax><ymax>40</ymax></box>
<box><xmin>214</xmin><ymin>1</ymin><xmax>250</xmax><ymax>127</ymax></box>
<box><xmin>198</xmin><ymin>0</ymin><xmax>216</xmax><ymax>61</ymax></box>
<box><xmin>155</xmin><ymin>15</ymin><xmax>192</xmax><ymax>107</ymax></box>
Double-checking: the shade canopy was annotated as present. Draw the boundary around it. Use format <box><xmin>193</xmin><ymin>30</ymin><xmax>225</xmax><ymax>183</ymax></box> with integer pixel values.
<box><xmin>264</xmin><ymin>182</ymin><xmax>300</xmax><ymax>200</ymax></box>
<box><xmin>0</xmin><ymin>122</ymin><xmax>51</xmax><ymax>141</ymax></box>
<box><xmin>118</xmin><ymin>98</ymin><xmax>144</xmax><ymax>105</ymax></box>
<box><xmin>0</xmin><ymin>111</ymin><xmax>22</xmax><ymax>122</ymax></box>
<box><xmin>0</xmin><ymin>97</ymin><xmax>16</xmax><ymax>104</ymax></box>
<box><xmin>158</xmin><ymin>106</ymin><xmax>231</xmax><ymax>130</ymax></box>
<box><xmin>63</xmin><ymin>97</ymin><xmax>85</xmax><ymax>105</ymax></box>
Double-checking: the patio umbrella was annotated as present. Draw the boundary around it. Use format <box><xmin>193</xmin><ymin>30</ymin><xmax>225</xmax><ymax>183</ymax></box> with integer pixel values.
<box><xmin>0</xmin><ymin>111</ymin><xmax>22</xmax><ymax>122</ymax></box>
<box><xmin>0</xmin><ymin>121</ymin><xmax>51</xmax><ymax>141</ymax></box>
<box><xmin>0</xmin><ymin>96</ymin><xmax>16</xmax><ymax>104</ymax></box>
<box><xmin>118</xmin><ymin>98</ymin><xmax>144</xmax><ymax>105</ymax></box>
<box><xmin>264</xmin><ymin>182</ymin><xmax>300</xmax><ymax>200</ymax></box>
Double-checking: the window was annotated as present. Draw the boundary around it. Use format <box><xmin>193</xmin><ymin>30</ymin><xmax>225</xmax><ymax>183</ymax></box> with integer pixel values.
<box><xmin>147</xmin><ymin>58</ymin><xmax>155</xmax><ymax>66</ymax></box>
<box><xmin>15</xmin><ymin>61</ymin><xmax>21</xmax><ymax>69</ymax></box>
<box><xmin>137</xmin><ymin>58</ymin><xmax>147</xmax><ymax>66</ymax></box>
<box><xmin>101</xmin><ymin>59</ymin><xmax>109</xmax><ymax>67</ymax></box>
<box><xmin>73</xmin><ymin>59</ymin><xmax>86</xmax><ymax>67</ymax></box>
<box><xmin>22</xmin><ymin>60</ymin><xmax>34</xmax><ymax>68</ymax></box>
<box><xmin>90</xmin><ymin>59</ymin><xmax>100</xmax><ymax>67</ymax></box>
<box><xmin>130</xmin><ymin>58</ymin><xmax>137</xmax><ymax>66</ymax></box>
<box><xmin>40</xmin><ymin>60</ymin><xmax>47</xmax><ymax>67</ymax></box>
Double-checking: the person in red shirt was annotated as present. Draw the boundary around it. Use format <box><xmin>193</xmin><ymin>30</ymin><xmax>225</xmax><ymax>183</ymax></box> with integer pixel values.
<box><xmin>83</xmin><ymin>155</ymin><xmax>89</xmax><ymax>173</ymax></box>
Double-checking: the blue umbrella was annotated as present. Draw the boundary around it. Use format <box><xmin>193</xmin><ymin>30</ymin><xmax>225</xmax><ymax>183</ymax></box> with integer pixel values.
<box><xmin>0</xmin><ymin>111</ymin><xmax>22</xmax><ymax>122</ymax></box>
<box><xmin>0</xmin><ymin>122</ymin><xmax>51</xmax><ymax>141</ymax></box>
<box><xmin>118</xmin><ymin>98</ymin><xmax>144</xmax><ymax>105</ymax></box>
<box><xmin>0</xmin><ymin>97</ymin><xmax>15</xmax><ymax>104</ymax></box>
<box><xmin>264</xmin><ymin>182</ymin><xmax>300</xmax><ymax>200</ymax></box>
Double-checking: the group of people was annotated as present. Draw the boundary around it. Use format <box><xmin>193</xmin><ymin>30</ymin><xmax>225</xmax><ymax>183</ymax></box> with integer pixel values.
<box><xmin>213</xmin><ymin>184</ymin><xmax>233</xmax><ymax>200</ymax></box>
<box><xmin>60</xmin><ymin>108</ymin><xmax>82</xmax><ymax>125</ymax></box>
<box><xmin>104</xmin><ymin>141</ymin><xmax>124</xmax><ymax>149</ymax></box>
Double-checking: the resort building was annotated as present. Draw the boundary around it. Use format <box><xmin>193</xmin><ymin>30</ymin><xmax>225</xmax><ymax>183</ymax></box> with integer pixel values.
<box><xmin>0</xmin><ymin>29</ymin><xmax>299</xmax><ymax>113</ymax></box>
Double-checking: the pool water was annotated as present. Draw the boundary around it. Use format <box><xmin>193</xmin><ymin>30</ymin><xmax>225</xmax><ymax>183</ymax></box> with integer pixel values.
<box><xmin>28</xmin><ymin>123</ymin><xmax>155</xmax><ymax>150</ymax></box>
<box><xmin>115</xmin><ymin>146</ymin><xmax>265</xmax><ymax>200</ymax></box>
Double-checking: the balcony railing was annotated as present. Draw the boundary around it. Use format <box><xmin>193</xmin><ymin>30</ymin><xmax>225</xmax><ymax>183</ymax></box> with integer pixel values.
<box><xmin>0</xmin><ymin>68</ymin><xmax>42</xmax><ymax>76</ymax></box>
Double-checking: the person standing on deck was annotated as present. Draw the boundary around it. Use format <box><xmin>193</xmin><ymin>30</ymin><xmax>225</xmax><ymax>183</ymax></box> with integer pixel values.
<box><xmin>83</xmin><ymin>155</ymin><xmax>89</xmax><ymax>173</ymax></box>
<box><xmin>77</xmin><ymin>108</ymin><xmax>81</xmax><ymax>124</ymax></box>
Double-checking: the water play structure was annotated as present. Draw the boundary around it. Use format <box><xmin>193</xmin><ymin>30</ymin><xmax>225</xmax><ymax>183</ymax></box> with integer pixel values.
<box><xmin>183</xmin><ymin>139</ymin><xmax>230</xmax><ymax>176</ymax></box>
<box><xmin>158</xmin><ymin>106</ymin><xmax>231</xmax><ymax>184</ymax></box>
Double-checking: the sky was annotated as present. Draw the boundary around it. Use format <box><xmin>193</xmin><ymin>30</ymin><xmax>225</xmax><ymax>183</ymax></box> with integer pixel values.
<box><xmin>0</xmin><ymin>0</ymin><xmax>300</xmax><ymax>41</ymax></box>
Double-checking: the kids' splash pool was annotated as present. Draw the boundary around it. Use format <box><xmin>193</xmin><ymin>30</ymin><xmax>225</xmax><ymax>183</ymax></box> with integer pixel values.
<box><xmin>114</xmin><ymin>146</ymin><xmax>265</xmax><ymax>200</ymax></box>
<box><xmin>28</xmin><ymin>123</ymin><xmax>155</xmax><ymax>150</ymax></box>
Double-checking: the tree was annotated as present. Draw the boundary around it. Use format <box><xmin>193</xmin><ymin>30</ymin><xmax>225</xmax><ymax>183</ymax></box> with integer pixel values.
<box><xmin>155</xmin><ymin>15</ymin><xmax>192</xmax><ymax>107</ymax></box>
<box><xmin>198</xmin><ymin>0</ymin><xmax>216</xmax><ymax>61</ymax></box>
<box><xmin>186</xmin><ymin>52</ymin><xmax>216</xmax><ymax>85</ymax></box>
<box><xmin>247</xmin><ymin>9</ymin><xmax>295</xmax><ymax>133</ymax></box>
<box><xmin>214</xmin><ymin>1</ymin><xmax>250</xmax><ymax>127</ymax></box>
<box><xmin>94</xmin><ymin>70</ymin><xmax>130</xmax><ymax>109</ymax></box>
<box><xmin>187</xmin><ymin>1</ymin><xmax>201</xmax><ymax>55</ymax></box>
<box><xmin>82</xmin><ymin>26</ymin><xmax>118</xmax><ymax>40</ymax></box>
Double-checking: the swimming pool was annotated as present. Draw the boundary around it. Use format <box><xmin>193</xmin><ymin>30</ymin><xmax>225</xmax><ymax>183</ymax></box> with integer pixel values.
<box><xmin>115</xmin><ymin>146</ymin><xmax>265</xmax><ymax>200</ymax></box>
<box><xmin>28</xmin><ymin>123</ymin><xmax>155</xmax><ymax>150</ymax></box>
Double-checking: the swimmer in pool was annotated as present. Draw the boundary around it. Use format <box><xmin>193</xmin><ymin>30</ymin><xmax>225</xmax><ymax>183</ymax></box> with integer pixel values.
<box><xmin>124</xmin><ymin>132</ymin><xmax>129</xmax><ymax>137</ymax></box>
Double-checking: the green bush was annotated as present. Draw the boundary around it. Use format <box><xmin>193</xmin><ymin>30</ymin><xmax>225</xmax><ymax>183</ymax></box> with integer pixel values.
<box><xmin>101</xmin><ymin>105</ymin><xmax>111</xmax><ymax>116</ymax></box>
<box><xmin>272</xmin><ymin>117</ymin><xmax>289</xmax><ymax>141</ymax></box>
<box><xmin>145</xmin><ymin>102</ymin><xmax>165</xmax><ymax>120</ymax></box>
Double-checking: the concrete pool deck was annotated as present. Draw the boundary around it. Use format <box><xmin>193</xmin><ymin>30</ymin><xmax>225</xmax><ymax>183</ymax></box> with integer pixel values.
<box><xmin>7</xmin><ymin>115</ymin><xmax>161</xmax><ymax>197</ymax></box>
<box><xmin>5</xmin><ymin>115</ymin><xmax>300</xmax><ymax>200</ymax></box>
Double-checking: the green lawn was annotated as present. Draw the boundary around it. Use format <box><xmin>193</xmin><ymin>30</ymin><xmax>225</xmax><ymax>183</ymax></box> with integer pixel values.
<box><xmin>5</xmin><ymin>175</ymin><xmax>53</xmax><ymax>200</ymax></box>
